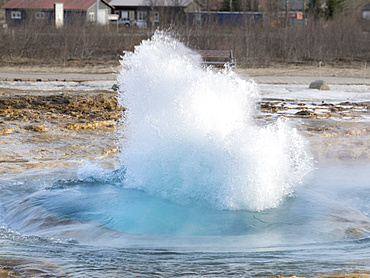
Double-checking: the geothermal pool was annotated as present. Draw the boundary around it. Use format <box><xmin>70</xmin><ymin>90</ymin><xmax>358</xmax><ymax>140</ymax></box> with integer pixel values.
<box><xmin>0</xmin><ymin>32</ymin><xmax>370</xmax><ymax>277</ymax></box>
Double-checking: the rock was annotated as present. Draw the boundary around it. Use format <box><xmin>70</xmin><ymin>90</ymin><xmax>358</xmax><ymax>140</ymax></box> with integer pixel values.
<box><xmin>24</xmin><ymin>124</ymin><xmax>49</xmax><ymax>132</ymax></box>
<box><xmin>296</xmin><ymin>110</ymin><xmax>311</xmax><ymax>116</ymax></box>
<box><xmin>345</xmin><ymin>129</ymin><xmax>362</xmax><ymax>136</ymax></box>
<box><xmin>0</xmin><ymin>128</ymin><xmax>15</xmax><ymax>134</ymax></box>
<box><xmin>309</xmin><ymin>80</ymin><xmax>330</xmax><ymax>90</ymax></box>
<box><xmin>66</xmin><ymin>120</ymin><xmax>115</xmax><ymax>130</ymax></box>
<box><xmin>112</xmin><ymin>83</ymin><xmax>120</xmax><ymax>91</ymax></box>
<box><xmin>295</xmin><ymin>110</ymin><xmax>317</xmax><ymax>118</ymax></box>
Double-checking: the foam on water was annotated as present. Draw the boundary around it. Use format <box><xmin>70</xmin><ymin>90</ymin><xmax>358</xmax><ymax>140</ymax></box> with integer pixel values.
<box><xmin>116</xmin><ymin>31</ymin><xmax>313</xmax><ymax>212</ymax></box>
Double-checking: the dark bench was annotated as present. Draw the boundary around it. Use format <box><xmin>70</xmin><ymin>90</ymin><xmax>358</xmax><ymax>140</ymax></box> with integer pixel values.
<box><xmin>196</xmin><ymin>50</ymin><xmax>236</xmax><ymax>68</ymax></box>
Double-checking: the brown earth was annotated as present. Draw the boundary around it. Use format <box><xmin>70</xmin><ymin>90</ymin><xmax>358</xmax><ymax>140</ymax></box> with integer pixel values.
<box><xmin>237</xmin><ymin>61</ymin><xmax>370</xmax><ymax>79</ymax></box>
<box><xmin>0</xmin><ymin>60</ymin><xmax>369</xmax><ymax>78</ymax></box>
<box><xmin>0</xmin><ymin>88</ymin><xmax>121</xmax><ymax>174</ymax></box>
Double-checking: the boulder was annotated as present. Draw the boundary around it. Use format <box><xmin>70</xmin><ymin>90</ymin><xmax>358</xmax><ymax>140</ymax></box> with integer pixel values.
<box><xmin>295</xmin><ymin>110</ymin><xmax>318</xmax><ymax>118</ymax></box>
<box><xmin>112</xmin><ymin>83</ymin><xmax>120</xmax><ymax>91</ymax></box>
<box><xmin>309</xmin><ymin>80</ymin><xmax>330</xmax><ymax>90</ymax></box>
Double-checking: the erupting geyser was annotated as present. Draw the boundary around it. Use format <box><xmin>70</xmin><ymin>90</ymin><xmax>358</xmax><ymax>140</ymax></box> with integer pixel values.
<box><xmin>116</xmin><ymin>31</ymin><xmax>313</xmax><ymax>212</ymax></box>
<box><xmin>2</xmin><ymin>30</ymin><xmax>370</xmax><ymax>277</ymax></box>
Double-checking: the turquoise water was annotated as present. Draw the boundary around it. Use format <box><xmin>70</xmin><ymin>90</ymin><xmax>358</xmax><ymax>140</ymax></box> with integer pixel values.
<box><xmin>1</xmin><ymin>163</ymin><xmax>370</xmax><ymax>277</ymax></box>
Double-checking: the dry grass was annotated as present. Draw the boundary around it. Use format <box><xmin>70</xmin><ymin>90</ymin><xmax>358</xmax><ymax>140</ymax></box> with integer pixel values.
<box><xmin>0</xmin><ymin>11</ymin><xmax>368</xmax><ymax>68</ymax></box>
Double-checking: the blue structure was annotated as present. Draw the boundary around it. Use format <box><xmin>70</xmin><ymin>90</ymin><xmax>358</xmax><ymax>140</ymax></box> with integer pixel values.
<box><xmin>187</xmin><ymin>11</ymin><xmax>306</xmax><ymax>26</ymax></box>
<box><xmin>187</xmin><ymin>11</ymin><xmax>265</xmax><ymax>26</ymax></box>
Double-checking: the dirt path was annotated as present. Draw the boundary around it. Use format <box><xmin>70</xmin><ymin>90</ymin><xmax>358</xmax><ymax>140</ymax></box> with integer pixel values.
<box><xmin>237</xmin><ymin>63</ymin><xmax>370</xmax><ymax>79</ymax></box>
<box><xmin>1</xmin><ymin>62</ymin><xmax>369</xmax><ymax>78</ymax></box>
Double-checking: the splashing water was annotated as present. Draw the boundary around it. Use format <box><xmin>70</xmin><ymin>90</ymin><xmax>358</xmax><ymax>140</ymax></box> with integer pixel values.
<box><xmin>4</xmin><ymin>31</ymin><xmax>370</xmax><ymax>278</ymax></box>
<box><xmin>116</xmin><ymin>31</ymin><xmax>313</xmax><ymax>212</ymax></box>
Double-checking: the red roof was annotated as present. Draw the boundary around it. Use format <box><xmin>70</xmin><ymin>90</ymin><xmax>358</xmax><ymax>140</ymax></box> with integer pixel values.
<box><xmin>2</xmin><ymin>0</ymin><xmax>101</xmax><ymax>10</ymax></box>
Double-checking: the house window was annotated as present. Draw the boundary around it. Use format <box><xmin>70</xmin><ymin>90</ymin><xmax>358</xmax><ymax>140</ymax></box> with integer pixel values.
<box><xmin>154</xmin><ymin>11</ymin><xmax>159</xmax><ymax>22</ymax></box>
<box><xmin>121</xmin><ymin>11</ymin><xmax>128</xmax><ymax>18</ymax></box>
<box><xmin>364</xmin><ymin>11</ymin><xmax>370</xmax><ymax>20</ymax></box>
<box><xmin>129</xmin><ymin>11</ymin><xmax>135</xmax><ymax>20</ymax></box>
<box><xmin>11</xmin><ymin>11</ymin><xmax>21</xmax><ymax>19</ymax></box>
<box><xmin>89</xmin><ymin>12</ymin><xmax>95</xmax><ymax>22</ymax></box>
<box><xmin>35</xmin><ymin>12</ymin><xmax>45</xmax><ymax>19</ymax></box>
<box><xmin>137</xmin><ymin>11</ymin><xmax>146</xmax><ymax>21</ymax></box>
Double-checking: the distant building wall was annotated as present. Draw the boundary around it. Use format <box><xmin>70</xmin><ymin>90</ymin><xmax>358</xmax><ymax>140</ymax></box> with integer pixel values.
<box><xmin>363</xmin><ymin>4</ymin><xmax>370</xmax><ymax>20</ymax></box>
<box><xmin>4</xmin><ymin>8</ymin><xmax>88</xmax><ymax>25</ymax></box>
<box><xmin>87</xmin><ymin>2</ymin><xmax>111</xmax><ymax>24</ymax></box>
<box><xmin>187</xmin><ymin>11</ymin><xmax>265</xmax><ymax>26</ymax></box>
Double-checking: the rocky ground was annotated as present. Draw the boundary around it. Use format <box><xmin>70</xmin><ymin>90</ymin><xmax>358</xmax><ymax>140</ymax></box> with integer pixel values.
<box><xmin>0</xmin><ymin>84</ymin><xmax>369</xmax><ymax>176</ymax></box>
<box><xmin>0</xmin><ymin>88</ymin><xmax>121</xmax><ymax>175</ymax></box>
<box><xmin>256</xmin><ymin>98</ymin><xmax>370</xmax><ymax>161</ymax></box>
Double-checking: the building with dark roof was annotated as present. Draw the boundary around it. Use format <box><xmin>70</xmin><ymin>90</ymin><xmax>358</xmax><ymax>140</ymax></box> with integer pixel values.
<box><xmin>109</xmin><ymin>0</ymin><xmax>201</xmax><ymax>28</ymax></box>
<box><xmin>2</xmin><ymin>0</ymin><xmax>113</xmax><ymax>25</ymax></box>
